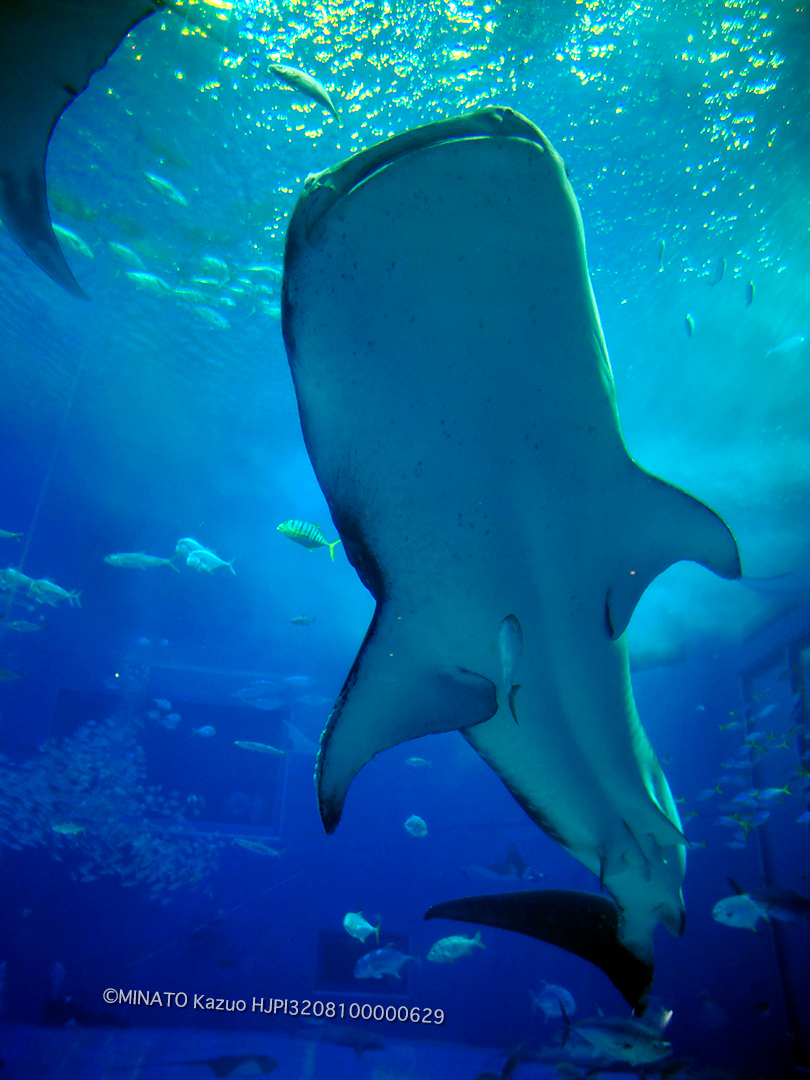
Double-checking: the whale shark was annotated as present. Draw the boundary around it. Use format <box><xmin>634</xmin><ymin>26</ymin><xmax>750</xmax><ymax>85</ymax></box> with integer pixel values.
<box><xmin>281</xmin><ymin>106</ymin><xmax>741</xmax><ymax>1003</ymax></box>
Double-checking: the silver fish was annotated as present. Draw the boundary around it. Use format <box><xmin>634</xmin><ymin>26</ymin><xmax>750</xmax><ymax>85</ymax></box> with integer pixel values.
<box><xmin>267</xmin><ymin>64</ymin><xmax>340</xmax><ymax>123</ymax></box>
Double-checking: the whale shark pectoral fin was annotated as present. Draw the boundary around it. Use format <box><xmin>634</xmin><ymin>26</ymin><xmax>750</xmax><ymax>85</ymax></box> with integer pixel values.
<box><xmin>425</xmin><ymin>889</ymin><xmax>653</xmax><ymax>1016</ymax></box>
<box><xmin>0</xmin><ymin>0</ymin><xmax>157</xmax><ymax>296</ymax></box>
<box><xmin>317</xmin><ymin>612</ymin><xmax>498</xmax><ymax>832</ymax></box>
<box><xmin>606</xmin><ymin>465</ymin><xmax>742</xmax><ymax>640</ymax></box>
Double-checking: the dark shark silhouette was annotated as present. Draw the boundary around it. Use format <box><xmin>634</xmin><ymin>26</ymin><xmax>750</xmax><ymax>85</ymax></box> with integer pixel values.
<box><xmin>137</xmin><ymin>1055</ymin><xmax>277</xmax><ymax>1077</ymax></box>
<box><xmin>461</xmin><ymin>843</ymin><xmax>542</xmax><ymax>882</ymax></box>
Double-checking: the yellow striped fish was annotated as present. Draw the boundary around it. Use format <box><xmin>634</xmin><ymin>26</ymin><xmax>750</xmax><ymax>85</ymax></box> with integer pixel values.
<box><xmin>277</xmin><ymin>519</ymin><xmax>341</xmax><ymax>560</ymax></box>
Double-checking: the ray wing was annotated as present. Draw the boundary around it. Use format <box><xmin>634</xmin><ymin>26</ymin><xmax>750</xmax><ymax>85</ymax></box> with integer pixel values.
<box><xmin>281</xmin><ymin>106</ymin><xmax>740</xmax><ymax>975</ymax></box>
<box><xmin>0</xmin><ymin>0</ymin><xmax>158</xmax><ymax>296</ymax></box>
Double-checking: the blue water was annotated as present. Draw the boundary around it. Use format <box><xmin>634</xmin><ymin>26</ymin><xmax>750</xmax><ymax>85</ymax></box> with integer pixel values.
<box><xmin>1</xmin><ymin>0</ymin><xmax>809</xmax><ymax>1077</ymax></box>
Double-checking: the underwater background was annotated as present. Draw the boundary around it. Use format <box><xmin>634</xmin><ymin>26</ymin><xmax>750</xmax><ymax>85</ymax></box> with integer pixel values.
<box><xmin>1</xmin><ymin>0</ymin><xmax>809</xmax><ymax>1077</ymax></box>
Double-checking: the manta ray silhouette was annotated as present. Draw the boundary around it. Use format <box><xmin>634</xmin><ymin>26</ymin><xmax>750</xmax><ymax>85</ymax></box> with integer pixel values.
<box><xmin>0</xmin><ymin>0</ymin><xmax>160</xmax><ymax>297</ymax></box>
<box><xmin>281</xmin><ymin>106</ymin><xmax>741</xmax><ymax>1008</ymax></box>
<box><xmin>0</xmin><ymin>1</ymin><xmax>339</xmax><ymax>295</ymax></box>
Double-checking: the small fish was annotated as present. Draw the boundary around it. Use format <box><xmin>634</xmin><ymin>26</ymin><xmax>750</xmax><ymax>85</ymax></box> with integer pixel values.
<box><xmin>404</xmin><ymin>814</ymin><xmax>427</xmax><ymax>837</ymax></box>
<box><xmin>277</xmin><ymin>519</ymin><xmax>341</xmax><ymax>559</ymax></box>
<box><xmin>656</xmin><ymin>238</ymin><xmax>665</xmax><ymax>271</ymax></box>
<box><xmin>427</xmin><ymin>931</ymin><xmax>484</xmax><ymax>962</ymax></box>
<box><xmin>498</xmin><ymin>614</ymin><xmax>522</xmax><ymax>722</ymax></box>
<box><xmin>354</xmin><ymin>946</ymin><xmax>417</xmax><ymax>980</ymax></box>
<box><xmin>233</xmin><ymin>838</ymin><xmax>282</xmax><ymax>856</ymax></box>
<box><xmin>192</xmin><ymin>726</ymin><xmax>216</xmax><ymax>738</ymax></box>
<box><xmin>461</xmin><ymin>843</ymin><xmax>542</xmax><ymax>882</ymax></box>
<box><xmin>3</xmin><ymin>619</ymin><xmax>45</xmax><ymax>632</ymax></box>
<box><xmin>104</xmin><ymin>552</ymin><xmax>178</xmax><ymax>571</ymax></box>
<box><xmin>0</xmin><ymin>529</ymin><xmax>23</xmax><ymax>541</ymax></box>
<box><xmin>530</xmin><ymin>981</ymin><xmax>576</xmax><ymax>1021</ymax></box>
<box><xmin>731</xmin><ymin>790</ymin><xmax>758</xmax><ymax>804</ymax></box>
<box><xmin>766</xmin><ymin>333</ymin><xmax>807</xmax><ymax>356</ymax></box>
<box><xmin>108</xmin><ymin>241</ymin><xmax>144</xmax><ymax>267</ymax></box>
<box><xmin>27</xmin><ymin>579</ymin><xmax>81</xmax><ymax>606</ymax></box>
<box><xmin>0</xmin><ymin>566</ymin><xmax>32</xmax><ymax>589</ymax></box>
<box><xmin>745</xmin><ymin>279</ymin><xmax>755</xmax><ymax>307</ymax></box>
<box><xmin>711</xmin><ymin>257</ymin><xmax>725</xmax><ymax>285</ymax></box>
<box><xmin>126</xmin><ymin>271</ymin><xmax>171</xmax><ymax>293</ymax></box>
<box><xmin>696</xmin><ymin>787</ymin><xmax>721</xmax><ymax>800</ymax></box>
<box><xmin>154</xmin><ymin>699</ymin><xmax>172</xmax><ymax>710</ymax></box>
<box><xmin>201</xmin><ymin>255</ymin><xmax>228</xmax><ymax>271</ymax></box>
<box><xmin>0</xmin><ymin>667</ymin><xmax>21</xmax><ymax>682</ymax></box>
<box><xmin>52</xmin><ymin>823</ymin><xmax>86</xmax><ymax>836</ymax></box>
<box><xmin>248</xmin><ymin>698</ymin><xmax>285</xmax><ymax>711</ymax></box>
<box><xmin>291</xmin><ymin>615</ymin><xmax>315</xmax><ymax>625</ymax></box>
<box><xmin>234</xmin><ymin>740</ymin><xmax>286</xmax><ymax>755</ymax></box>
<box><xmin>146</xmin><ymin>710</ymin><xmax>161</xmax><ymax>720</ymax></box>
<box><xmin>343</xmin><ymin>911</ymin><xmax>380</xmax><ymax>943</ymax></box>
<box><xmin>246</xmin><ymin>264</ymin><xmax>282</xmax><ymax>280</ymax></box>
<box><xmin>176</xmin><ymin>537</ymin><xmax>208</xmax><ymax>556</ymax></box>
<box><xmin>193</xmin><ymin>305</ymin><xmax>231</xmax><ymax>330</ymax></box>
<box><xmin>796</xmin><ymin>811</ymin><xmax>810</xmax><ymax>824</ymax></box>
<box><xmin>144</xmin><ymin>171</ymin><xmax>188</xmax><ymax>206</ymax></box>
<box><xmin>757</xmin><ymin>786</ymin><xmax>790</xmax><ymax>801</ymax></box>
<box><xmin>684</xmin><ymin>313</ymin><xmax>694</xmax><ymax>338</ymax></box>
<box><xmin>162</xmin><ymin>713</ymin><xmax>181</xmax><ymax>729</ymax></box>
<box><xmin>712</xmin><ymin>892</ymin><xmax>767</xmax><ymax>930</ymax></box>
<box><xmin>405</xmin><ymin>757</ymin><xmax>432</xmax><ymax>768</ymax></box>
<box><xmin>721</xmin><ymin>757</ymin><xmax>752</xmax><ymax>770</ymax></box>
<box><xmin>52</xmin><ymin>223</ymin><xmax>94</xmax><ymax>258</ymax></box>
<box><xmin>186</xmin><ymin>549</ymin><xmax>235</xmax><ymax>575</ymax></box>
<box><xmin>266</xmin><ymin>64</ymin><xmax>340</xmax><ymax>123</ymax></box>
